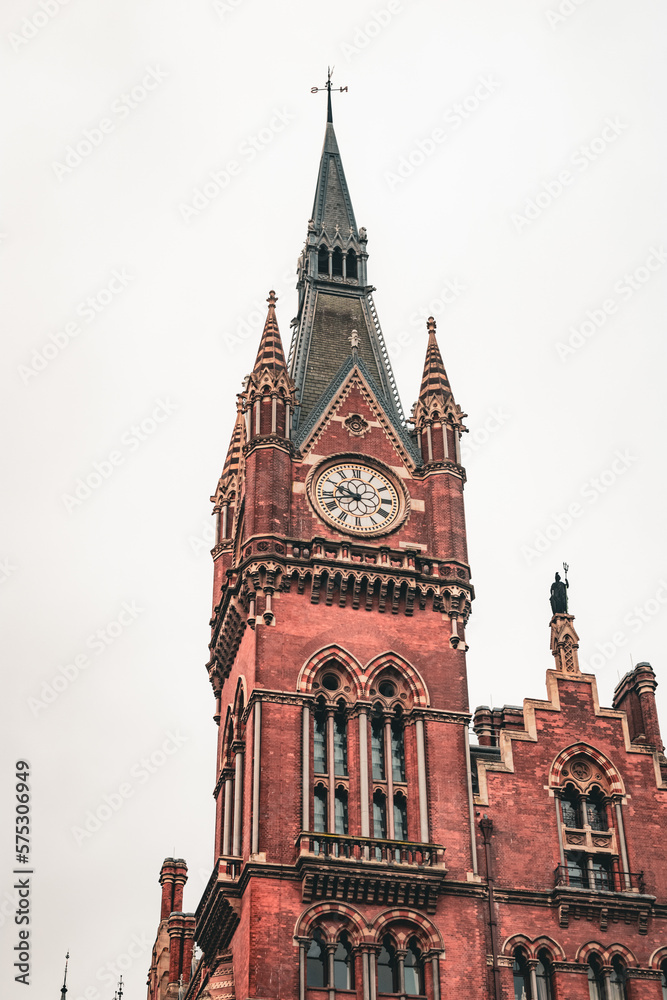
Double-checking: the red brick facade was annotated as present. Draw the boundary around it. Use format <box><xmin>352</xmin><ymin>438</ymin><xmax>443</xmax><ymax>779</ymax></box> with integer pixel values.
<box><xmin>147</xmin><ymin>117</ymin><xmax>667</xmax><ymax>1000</ymax></box>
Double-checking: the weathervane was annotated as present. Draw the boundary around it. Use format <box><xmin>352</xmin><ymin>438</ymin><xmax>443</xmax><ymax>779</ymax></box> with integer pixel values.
<box><xmin>311</xmin><ymin>66</ymin><xmax>348</xmax><ymax>122</ymax></box>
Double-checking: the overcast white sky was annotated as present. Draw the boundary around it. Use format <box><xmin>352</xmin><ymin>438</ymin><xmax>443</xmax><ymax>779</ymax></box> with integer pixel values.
<box><xmin>3</xmin><ymin>1</ymin><xmax>667</xmax><ymax>997</ymax></box>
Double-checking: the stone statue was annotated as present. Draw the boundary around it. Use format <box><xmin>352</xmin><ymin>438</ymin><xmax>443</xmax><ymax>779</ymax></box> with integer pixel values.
<box><xmin>550</xmin><ymin>572</ymin><xmax>569</xmax><ymax>614</ymax></box>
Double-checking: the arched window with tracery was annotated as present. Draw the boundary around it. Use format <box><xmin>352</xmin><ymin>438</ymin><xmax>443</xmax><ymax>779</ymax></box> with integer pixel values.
<box><xmin>331</xmin><ymin>247</ymin><xmax>343</xmax><ymax>277</ymax></box>
<box><xmin>609</xmin><ymin>957</ymin><xmax>627</xmax><ymax>1000</ymax></box>
<box><xmin>404</xmin><ymin>937</ymin><xmax>424</xmax><ymax>996</ymax></box>
<box><xmin>554</xmin><ymin>751</ymin><xmax>626</xmax><ymax>892</ymax></box>
<box><xmin>333</xmin><ymin>931</ymin><xmax>355</xmax><ymax>990</ymax></box>
<box><xmin>587</xmin><ymin>955</ymin><xmax>605</xmax><ymax>1000</ymax></box>
<box><xmin>513</xmin><ymin>947</ymin><xmax>532</xmax><ymax>999</ymax></box>
<box><xmin>377</xmin><ymin>935</ymin><xmax>399</xmax><ymax>994</ymax></box>
<box><xmin>535</xmin><ymin>950</ymin><xmax>553</xmax><ymax>1000</ymax></box>
<box><xmin>306</xmin><ymin>927</ymin><xmax>328</xmax><ymax>988</ymax></box>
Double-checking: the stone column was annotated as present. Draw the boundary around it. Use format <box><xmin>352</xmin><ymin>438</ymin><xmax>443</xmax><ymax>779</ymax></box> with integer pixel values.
<box><xmin>251</xmin><ymin>701</ymin><xmax>261</xmax><ymax>855</ymax></box>
<box><xmin>358</xmin><ymin>709</ymin><xmax>370</xmax><ymax>838</ymax></box>
<box><xmin>232</xmin><ymin>747</ymin><xmax>244</xmax><ymax>856</ymax></box>
<box><xmin>302</xmin><ymin>704</ymin><xmax>310</xmax><ymax>830</ymax></box>
<box><xmin>415</xmin><ymin>718</ymin><xmax>430</xmax><ymax>842</ymax></box>
<box><xmin>222</xmin><ymin>775</ymin><xmax>233</xmax><ymax>855</ymax></box>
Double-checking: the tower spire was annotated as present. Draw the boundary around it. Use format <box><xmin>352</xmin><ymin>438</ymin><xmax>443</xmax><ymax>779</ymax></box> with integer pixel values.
<box><xmin>60</xmin><ymin>951</ymin><xmax>69</xmax><ymax>1000</ymax></box>
<box><xmin>412</xmin><ymin>317</ymin><xmax>466</xmax><ymax>465</ymax></box>
<box><xmin>252</xmin><ymin>291</ymin><xmax>287</xmax><ymax>373</ymax></box>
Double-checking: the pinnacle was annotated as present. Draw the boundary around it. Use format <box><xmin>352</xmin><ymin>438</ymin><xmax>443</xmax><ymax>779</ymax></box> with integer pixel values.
<box><xmin>418</xmin><ymin>316</ymin><xmax>451</xmax><ymax>402</ymax></box>
<box><xmin>253</xmin><ymin>291</ymin><xmax>287</xmax><ymax>372</ymax></box>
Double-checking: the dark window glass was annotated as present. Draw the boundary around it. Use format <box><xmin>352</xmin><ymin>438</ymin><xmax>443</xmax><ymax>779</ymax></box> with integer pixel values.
<box><xmin>314</xmin><ymin>786</ymin><xmax>327</xmax><ymax>833</ymax></box>
<box><xmin>335</xmin><ymin>789</ymin><xmax>348</xmax><ymax>836</ymax></box>
<box><xmin>660</xmin><ymin>959</ymin><xmax>667</xmax><ymax>1000</ymax></box>
<box><xmin>587</xmin><ymin>790</ymin><xmax>607</xmax><ymax>831</ymax></box>
<box><xmin>332</xmin><ymin>248</ymin><xmax>343</xmax><ymax>276</ymax></box>
<box><xmin>588</xmin><ymin>957</ymin><xmax>604</xmax><ymax>1000</ymax></box>
<box><xmin>333</xmin><ymin>932</ymin><xmax>354</xmax><ymax>990</ymax></box>
<box><xmin>373</xmin><ymin>792</ymin><xmax>387</xmax><ymax>839</ymax></box>
<box><xmin>536</xmin><ymin>951</ymin><xmax>552</xmax><ymax>1000</ymax></box>
<box><xmin>346</xmin><ymin>249</ymin><xmax>357</xmax><ymax>279</ymax></box>
<box><xmin>391</xmin><ymin>722</ymin><xmax>405</xmax><ymax>782</ymax></box>
<box><xmin>377</xmin><ymin>936</ymin><xmax>398</xmax><ymax>994</ymax></box>
<box><xmin>404</xmin><ymin>937</ymin><xmax>423</xmax><ymax>996</ymax></box>
<box><xmin>565</xmin><ymin>852</ymin><xmax>586</xmax><ymax>887</ymax></box>
<box><xmin>318</xmin><ymin>246</ymin><xmax>329</xmax><ymax>274</ymax></box>
<box><xmin>372</xmin><ymin>718</ymin><xmax>385</xmax><ymax>779</ymax></box>
<box><xmin>306</xmin><ymin>928</ymin><xmax>327</xmax><ymax>988</ymax></box>
<box><xmin>590</xmin><ymin>856</ymin><xmax>612</xmax><ymax>891</ymax></box>
<box><xmin>513</xmin><ymin>949</ymin><xmax>532</xmax><ymax>1000</ymax></box>
<box><xmin>314</xmin><ymin>712</ymin><xmax>327</xmax><ymax>774</ymax></box>
<box><xmin>393</xmin><ymin>795</ymin><xmax>408</xmax><ymax>842</ymax></box>
<box><xmin>561</xmin><ymin>789</ymin><xmax>580</xmax><ymax>827</ymax></box>
<box><xmin>609</xmin><ymin>958</ymin><xmax>627</xmax><ymax>1000</ymax></box>
<box><xmin>334</xmin><ymin>714</ymin><xmax>348</xmax><ymax>776</ymax></box>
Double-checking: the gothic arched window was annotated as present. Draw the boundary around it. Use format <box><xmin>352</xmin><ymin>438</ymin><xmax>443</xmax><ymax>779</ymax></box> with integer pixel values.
<box><xmin>318</xmin><ymin>245</ymin><xmax>329</xmax><ymax>274</ymax></box>
<box><xmin>306</xmin><ymin>928</ymin><xmax>328</xmax><ymax>988</ymax></box>
<box><xmin>535</xmin><ymin>950</ymin><xmax>553</xmax><ymax>1000</ymax></box>
<box><xmin>609</xmin><ymin>957</ymin><xmax>627</xmax><ymax>1000</ymax></box>
<box><xmin>332</xmin><ymin>247</ymin><xmax>343</xmax><ymax>276</ymax></box>
<box><xmin>586</xmin><ymin>787</ymin><xmax>607</xmax><ymax>831</ymax></box>
<box><xmin>372</xmin><ymin>717</ymin><xmax>385</xmax><ymax>779</ymax></box>
<box><xmin>587</xmin><ymin>956</ymin><xmax>605</xmax><ymax>1000</ymax></box>
<box><xmin>391</xmin><ymin>719</ymin><xmax>406</xmax><ymax>782</ymax></box>
<box><xmin>335</xmin><ymin>788</ymin><xmax>348</xmax><ymax>835</ymax></box>
<box><xmin>513</xmin><ymin>947</ymin><xmax>532</xmax><ymax>999</ymax></box>
<box><xmin>373</xmin><ymin>791</ymin><xmax>387</xmax><ymax>839</ymax></box>
<box><xmin>314</xmin><ymin>709</ymin><xmax>327</xmax><ymax>774</ymax></box>
<box><xmin>393</xmin><ymin>793</ymin><xmax>408</xmax><ymax>842</ymax></box>
<box><xmin>560</xmin><ymin>784</ymin><xmax>581</xmax><ymax>827</ymax></box>
<box><xmin>346</xmin><ymin>249</ymin><xmax>358</xmax><ymax>279</ymax></box>
<box><xmin>661</xmin><ymin>958</ymin><xmax>667</xmax><ymax>1000</ymax></box>
<box><xmin>377</xmin><ymin>935</ymin><xmax>399</xmax><ymax>994</ymax></box>
<box><xmin>314</xmin><ymin>785</ymin><xmax>327</xmax><ymax>833</ymax></box>
<box><xmin>334</xmin><ymin>709</ymin><xmax>348</xmax><ymax>776</ymax></box>
<box><xmin>404</xmin><ymin>937</ymin><xmax>424</xmax><ymax>997</ymax></box>
<box><xmin>333</xmin><ymin>932</ymin><xmax>355</xmax><ymax>990</ymax></box>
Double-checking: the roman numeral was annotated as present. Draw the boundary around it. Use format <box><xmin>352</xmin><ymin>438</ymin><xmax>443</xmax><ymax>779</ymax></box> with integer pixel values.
<box><xmin>325</xmin><ymin>500</ymin><xmax>337</xmax><ymax>511</ymax></box>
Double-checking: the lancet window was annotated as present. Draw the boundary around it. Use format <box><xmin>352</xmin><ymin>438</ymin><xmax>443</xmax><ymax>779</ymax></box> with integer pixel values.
<box><xmin>587</xmin><ymin>955</ymin><xmax>605</xmax><ymax>1000</ymax></box>
<box><xmin>554</xmin><ymin>752</ymin><xmax>628</xmax><ymax>891</ymax></box>
<box><xmin>303</xmin><ymin>656</ymin><xmax>430</xmax><ymax>848</ymax></box>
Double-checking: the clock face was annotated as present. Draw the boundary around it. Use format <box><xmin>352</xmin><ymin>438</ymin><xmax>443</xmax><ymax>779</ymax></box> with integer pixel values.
<box><xmin>313</xmin><ymin>461</ymin><xmax>403</xmax><ymax>535</ymax></box>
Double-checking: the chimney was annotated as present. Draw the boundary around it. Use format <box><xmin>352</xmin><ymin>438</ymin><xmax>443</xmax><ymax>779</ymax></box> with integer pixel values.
<box><xmin>613</xmin><ymin>662</ymin><xmax>664</xmax><ymax>752</ymax></box>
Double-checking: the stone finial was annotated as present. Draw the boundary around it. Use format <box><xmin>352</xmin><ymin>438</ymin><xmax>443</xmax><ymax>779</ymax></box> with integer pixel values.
<box><xmin>550</xmin><ymin>613</ymin><xmax>581</xmax><ymax>674</ymax></box>
<box><xmin>267</xmin><ymin>290</ymin><xmax>277</xmax><ymax>307</ymax></box>
<box><xmin>427</xmin><ymin>316</ymin><xmax>437</xmax><ymax>335</ymax></box>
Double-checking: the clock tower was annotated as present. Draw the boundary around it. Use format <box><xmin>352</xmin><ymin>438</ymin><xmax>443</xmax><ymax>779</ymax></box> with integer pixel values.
<box><xmin>147</xmin><ymin>88</ymin><xmax>667</xmax><ymax>1000</ymax></box>
<box><xmin>170</xmin><ymin>96</ymin><xmax>478</xmax><ymax>1000</ymax></box>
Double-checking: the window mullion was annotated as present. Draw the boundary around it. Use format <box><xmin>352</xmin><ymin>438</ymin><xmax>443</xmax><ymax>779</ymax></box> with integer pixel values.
<box><xmin>384</xmin><ymin>719</ymin><xmax>395</xmax><ymax>840</ymax></box>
